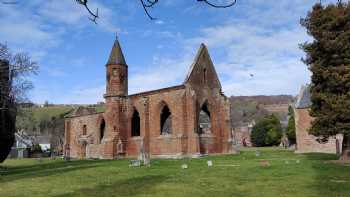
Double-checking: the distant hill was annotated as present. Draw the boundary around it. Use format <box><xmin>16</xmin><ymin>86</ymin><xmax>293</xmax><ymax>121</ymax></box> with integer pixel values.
<box><xmin>230</xmin><ymin>95</ymin><xmax>295</xmax><ymax>127</ymax></box>
<box><xmin>230</xmin><ymin>95</ymin><xmax>295</xmax><ymax>105</ymax></box>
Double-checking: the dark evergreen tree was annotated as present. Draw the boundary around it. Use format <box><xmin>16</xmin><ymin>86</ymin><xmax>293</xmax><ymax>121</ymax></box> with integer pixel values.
<box><xmin>286</xmin><ymin>106</ymin><xmax>296</xmax><ymax>144</ymax></box>
<box><xmin>301</xmin><ymin>2</ymin><xmax>350</xmax><ymax>159</ymax></box>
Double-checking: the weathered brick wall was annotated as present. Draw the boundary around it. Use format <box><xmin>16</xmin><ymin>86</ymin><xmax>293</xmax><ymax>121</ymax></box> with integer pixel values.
<box><xmin>127</xmin><ymin>88</ymin><xmax>187</xmax><ymax>157</ymax></box>
<box><xmin>65</xmin><ymin>43</ymin><xmax>233</xmax><ymax>159</ymax></box>
<box><xmin>64</xmin><ymin>113</ymin><xmax>105</xmax><ymax>159</ymax></box>
<box><xmin>294</xmin><ymin>108</ymin><xmax>343</xmax><ymax>154</ymax></box>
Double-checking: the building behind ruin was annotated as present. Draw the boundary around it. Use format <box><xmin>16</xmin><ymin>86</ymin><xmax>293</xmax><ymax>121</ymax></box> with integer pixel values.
<box><xmin>294</xmin><ymin>85</ymin><xmax>343</xmax><ymax>154</ymax></box>
<box><xmin>64</xmin><ymin>38</ymin><xmax>233</xmax><ymax>159</ymax></box>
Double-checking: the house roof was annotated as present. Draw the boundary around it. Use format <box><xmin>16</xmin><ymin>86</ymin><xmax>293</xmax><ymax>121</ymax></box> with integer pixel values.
<box><xmin>295</xmin><ymin>84</ymin><xmax>311</xmax><ymax>109</ymax></box>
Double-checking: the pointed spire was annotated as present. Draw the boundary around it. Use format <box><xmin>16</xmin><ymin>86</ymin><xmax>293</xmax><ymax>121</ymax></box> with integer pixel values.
<box><xmin>107</xmin><ymin>35</ymin><xmax>127</xmax><ymax>66</ymax></box>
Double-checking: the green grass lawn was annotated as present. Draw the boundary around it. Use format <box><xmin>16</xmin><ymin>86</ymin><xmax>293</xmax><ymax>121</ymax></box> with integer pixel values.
<box><xmin>1</xmin><ymin>148</ymin><xmax>349</xmax><ymax>197</ymax></box>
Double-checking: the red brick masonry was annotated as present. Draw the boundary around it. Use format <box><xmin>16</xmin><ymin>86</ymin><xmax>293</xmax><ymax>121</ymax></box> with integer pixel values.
<box><xmin>64</xmin><ymin>41</ymin><xmax>233</xmax><ymax>159</ymax></box>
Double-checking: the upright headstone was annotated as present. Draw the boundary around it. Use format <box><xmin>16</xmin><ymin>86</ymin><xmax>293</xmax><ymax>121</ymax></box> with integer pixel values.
<box><xmin>255</xmin><ymin>150</ymin><xmax>261</xmax><ymax>157</ymax></box>
<box><xmin>207</xmin><ymin>160</ymin><xmax>213</xmax><ymax>167</ymax></box>
<box><xmin>138</xmin><ymin>137</ymin><xmax>150</xmax><ymax>166</ymax></box>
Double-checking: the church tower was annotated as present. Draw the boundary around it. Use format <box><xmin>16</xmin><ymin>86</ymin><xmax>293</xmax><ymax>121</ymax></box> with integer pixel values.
<box><xmin>103</xmin><ymin>37</ymin><xmax>128</xmax><ymax>159</ymax></box>
<box><xmin>105</xmin><ymin>37</ymin><xmax>128</xmax><ymax>97</ymax></box>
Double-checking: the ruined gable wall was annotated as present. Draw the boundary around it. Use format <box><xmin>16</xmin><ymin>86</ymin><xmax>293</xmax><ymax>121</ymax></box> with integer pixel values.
<box><xmin>184</xmin><ymin>48</ymin><xmax>232</xmax><ymax>154</ymax></box>
<box><xmin>294</xmin><ymin>108</ymin><xmax>343</xmax><ymax>154</ymax></box>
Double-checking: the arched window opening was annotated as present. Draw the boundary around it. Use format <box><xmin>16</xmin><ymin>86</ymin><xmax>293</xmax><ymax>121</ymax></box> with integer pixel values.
<box><xmin>203</xmin><ymin>68</ymin><xmax>207</xmax><ymax>83</ymax></box>
<box><xmin>198</xmin><ymin>102</ymin><xmax>211</xmax><ymax>134</ymax></box>
<box><xmin>100</xmin><ymin>119</ymin><xmax>105</xmax><ymax>142</ymax></box>
<box><xmin>131</xmin><ymin>110</ymin><xmax>141</xmax><ymax>136</ymax></box>
<box><xmin>82</xmin><ymin>125</ymin><xmax>87</xmax><ymax>135</ymax></box>
<box><xmin>160</xmin><ymin>105</ymin><xmax>172</xmax><ymax>135</ymax></box>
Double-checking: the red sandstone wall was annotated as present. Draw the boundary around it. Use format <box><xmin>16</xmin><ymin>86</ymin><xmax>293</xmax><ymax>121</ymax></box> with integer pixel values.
<box><xmin>294</xmin><ymin>108</ymin><xmax>343</xmax><ymax>154</ymax></box>
<box><xmin>64</xmin><ymin>113</ymin><xmax>105</xmax><ymax>159</ymax></box>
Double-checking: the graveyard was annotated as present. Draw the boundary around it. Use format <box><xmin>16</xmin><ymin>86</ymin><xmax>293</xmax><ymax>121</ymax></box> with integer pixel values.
<box><xmin>1</xmin><ymin>147</ymin><xmax>349</xmax><ymax>197</ymax></box>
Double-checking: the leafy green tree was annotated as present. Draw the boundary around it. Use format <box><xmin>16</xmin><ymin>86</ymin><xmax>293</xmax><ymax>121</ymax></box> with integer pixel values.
<box><xmin>301</xmin><ymin>2</ymin><xmax>350</xmax><ymax>159</ymax></box>
<box><xmin>286</xmin><ymin>106</ymin><xmax>296</xmax><ymax>144</ymax></box>
<box><xmin>251</xmin><ymin>114</ymin><xmax>282</xmax><ymax>147</ymax></box>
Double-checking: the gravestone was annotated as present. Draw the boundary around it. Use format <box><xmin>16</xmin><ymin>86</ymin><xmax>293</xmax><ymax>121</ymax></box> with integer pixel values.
<box><xmin>181</xmin><ymin>164</ymin><xmax>188</xmax><ymax>169</ymax></box>
<box><xmin>207</xmin><ymin>160</ymin><xmax>213</xmax><ymax>167</ymax></box>
<box><xmin>255</xmin><ymin>150</ymin><xmax>261</xmax><ymax>157</ymax></box>
<box><xmin>129</xmin><ymin>160</ymin><xmax>141</xmax><ymax>167</ymax></box>
<box><xmin>138</xmin><ymin>137</ymin><xmax>150</xmax><ymax>166</ymax></box>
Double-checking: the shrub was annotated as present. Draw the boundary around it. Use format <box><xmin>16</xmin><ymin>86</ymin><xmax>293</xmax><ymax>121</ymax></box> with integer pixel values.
<box><xmin>251</xmin><ymin>114</ymin><xmax>282</xmax><ymax>147</ymax></box>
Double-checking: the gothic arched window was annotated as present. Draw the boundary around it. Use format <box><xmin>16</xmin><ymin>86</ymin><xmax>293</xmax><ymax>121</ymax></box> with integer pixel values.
<box><xmin>100</xmin><ymin>119</ymin><xmax>105</xmax><ymax>142</ymax></box>
<box><xmin>198</xmin><ymin>102</ymin><xmax>211</xmax><ymax>134</ymax></box>
<box><xmin>160</xmin><ymin>105</ymin><xmax>172</xmax><ymax>135</ymax></box>
<box><xmin>131</xmin><ymin>109</ymin><xmax>141</xmax><ymax>136</ymax></box>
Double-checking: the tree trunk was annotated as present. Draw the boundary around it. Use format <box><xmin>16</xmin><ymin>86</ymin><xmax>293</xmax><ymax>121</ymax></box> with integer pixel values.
<box><xmin>0</xmin><ymin>107</ymin><xmax>15</xmax><ymax>163</ymax></box>
<box><xmin>340</xmin><ymin>134</ymin><xmax>350</xmax><ymax>160</ymax></box>
<box><xmin>0</xmin><ymin>60</ymin><xmax>15</xmax><ymax>163</ymax></box>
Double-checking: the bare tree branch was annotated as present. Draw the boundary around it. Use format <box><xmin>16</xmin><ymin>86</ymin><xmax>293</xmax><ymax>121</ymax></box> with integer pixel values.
<box><xmin>76</xmin><ymin>0</ymin><xmax>238</xmax><ymax>23</ymax></box>
<box><xmin>75</xmin><ymin>0</ymin><xmax>99</xmax><ymax>24</ymax></box>
<box><xmin>198</xmin><ymin>0</ymin><xmax>237</xmax><ymax>8</ymax></box>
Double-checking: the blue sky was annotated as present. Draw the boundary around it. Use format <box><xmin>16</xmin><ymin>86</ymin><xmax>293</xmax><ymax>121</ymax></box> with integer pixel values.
<box><xmin>0</xmin><ymin>0</ymin><xmax>339</xmax><ymax>104</ymax></box>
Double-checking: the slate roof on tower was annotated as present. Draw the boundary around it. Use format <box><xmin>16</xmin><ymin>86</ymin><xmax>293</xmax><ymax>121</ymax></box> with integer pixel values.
<box><xmin>107</xmin><ymin>37</ymin><xmax>127</xmax><ymax>66</ymax></box>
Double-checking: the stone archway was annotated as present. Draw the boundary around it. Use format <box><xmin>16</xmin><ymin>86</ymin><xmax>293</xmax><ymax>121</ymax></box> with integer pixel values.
<box><xmin>198</xmin><ymin>101</ymin><xmax>212</xmax><ymax>154</ymax></box>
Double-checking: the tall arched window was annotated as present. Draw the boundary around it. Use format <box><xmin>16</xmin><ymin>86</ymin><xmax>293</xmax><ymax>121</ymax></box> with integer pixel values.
<box><xmin>100</xmin><ymin>119</ymin><xmax>105</xmax><ymax>142</ymax></box>
<box><xmin>131</xmin><ymin>109</ymin><xmax>141</xmax><ymax>137</ymax></box>
<box><xmin>160</xmin><ymin>105</ymin><xmax>172</xmax><ymax>135</ymax></box>
<box><xmin>82</xmin><ymin>125</ymin><xmax>87</xmax><ymax>135</ymax></box>
<box><xmin>198</xmin><ymin>102</ymin><xmax>211</xmax><ymax>134</ymax></box>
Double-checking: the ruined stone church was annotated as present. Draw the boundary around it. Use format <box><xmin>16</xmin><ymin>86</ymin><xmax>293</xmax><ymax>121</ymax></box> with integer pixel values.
<box><xmin>64</xmin><ymin>38</ymin><xmax>232</xmax><ymax>159</ymax></box>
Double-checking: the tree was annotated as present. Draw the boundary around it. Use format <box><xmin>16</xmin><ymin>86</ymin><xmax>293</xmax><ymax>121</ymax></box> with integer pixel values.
<box><xmin>301</xmin><ymin>2</ymin><xmax>350</xmax><ymax>160</ymax></box>
<box><xmin>286</xmin><ymin>106</ymin><xmax>296</xmax><ymax>144</ymax></box>
<box><xmin>0</xmin><ymin>43</ymin><xmax>38</xmax><ymax>162</ymax></box>
<box><xmin>251</xmin><ymin>114</ymin><xmax>283</xmax><ymax>147</ymax></box>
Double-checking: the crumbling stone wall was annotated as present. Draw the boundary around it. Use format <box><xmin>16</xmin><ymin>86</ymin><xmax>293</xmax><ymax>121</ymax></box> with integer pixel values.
<box><xmin>64</xmin><ymin>112</ymin><xmax>105</xmax><ymax>159</ymax></box>
<box><xmin>294</xmin><ymin>108</ymin><xmax>343</xmax><ymax>154</ymax></box>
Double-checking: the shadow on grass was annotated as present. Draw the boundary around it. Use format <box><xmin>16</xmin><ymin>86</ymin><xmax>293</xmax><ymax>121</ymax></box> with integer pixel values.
<box><xmin>304</xmin><ymin>153</ymin><xmax>350</xmax><ymax>196</ymax></box>
<box><xmin>0</xmin><ymin>159</ymin><xmax>111</xmax><ymax>183</ymax></box>
<box><xmin>54</xmin><ymin>175</ymin><xmax>168</xmax><ymax>197</ymax></box>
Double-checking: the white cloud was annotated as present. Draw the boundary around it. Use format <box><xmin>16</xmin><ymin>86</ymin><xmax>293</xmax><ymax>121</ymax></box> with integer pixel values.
<box><xmin>0</xmin><ymin>0</ymin><xmax>120</xmax><ymax>60</ymax></box>
<box><xmin>126</xmin><ymin>0</ymin><xmax>317</xmax><ymax>97</ymax></box>
<box><xmin>128</xmin><ymin>54</ymin><xmax>193</xmax><ymax>94</ymax></box>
